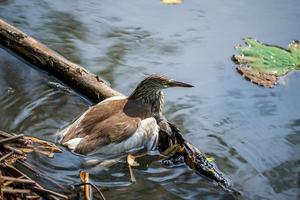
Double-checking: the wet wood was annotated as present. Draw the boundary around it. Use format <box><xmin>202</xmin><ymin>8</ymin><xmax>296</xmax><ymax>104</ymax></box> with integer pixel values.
<box><xmin>4</xmin><ymin>145</ymin><xmax>25</xmax><ymax>156</ymax></box>
<box><xmin>0</xmin><ymin>131</ymin><xmax>68</xmax><ymax>200</ymax></box>
<box><xmin>2</xmin><ymin>187</ymin><xmax>31</xmax><ymax>194</ymax></box>
<box><xmin>0</xmin><ymin>151</ymin><xmax>14</xmax><ymax>162</ymax></box>
<box><xmin>0</xmin><ymin>18</ymin><xmax>122</xmax><ymax>103</ymax></box>
<box><xmin>31</xmin><ymin>186</ymin><xmax>68</xmax><ymax>200</ymax></box>
<box><xmin>0</xmin><ymin>131</ymin><xmax>62</xmax><ymax>165</ymax></box>
<box><xmin>0</xmin><ymin>164</ymin><xmax>68</xmax><ymax>200</ymax></box>
<box><xmin>80</xmin><ymin>171</ymin><xmax>92</xmax><ymax>200</ymax></box>
<box><xmin>24</xmin><ymin>195</ymin><xmax>40</xmax><ymax>200</ymax></box>
<box><xmin>0</xmin><ymin>130</ymin><xmax>17</xmax><ymax>138</ymax></box>
<box><xmin>0</xmin><ymin>134</ymin><xmax>24</xmax><ymax>145</ymax></box>
<box><xmin>1</xmin><ymin>176</ymin><xmax>36</xmax><ymax>184</ymax></box>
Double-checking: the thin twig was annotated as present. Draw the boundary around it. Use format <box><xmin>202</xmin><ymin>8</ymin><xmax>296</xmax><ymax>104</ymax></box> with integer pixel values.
<box><xmin>5</xmin><ymin>165</ymin><xmax>67</xmax><ymax>199</ymax></box>
<box><xmin>3</xmin><ymin>175</ymin><xmax>25</xmax><ymax>187</ymax></box>
<box><xmin>31</xmin><ymin>186</ymin><xmax>68</xmax><ymax>200</ymax></box>
<box><xmin>0</xmin><ymin>151</ymin><xmax>14</xmax><ymax>162</ymax></box>
<box><xmin>4</xmin><ymin>145</ymin><xmax>25</xmax><ymax>155</ymax></box>
<box><xmin>0</xmin><ymin>130</ymin><xmax>15</xmax><ymax>138</ymax></box>
<box><xmin>0</xmin><ymin>170</ymin><xmax>3</xmax><ymax>200</ymax></box>
<box><xmin>16</xmin><ymin>160</ymin><xmax>69</xmax><ymax>192</ymax></box>
<box><xmin>2</xmin><ymin>187</ymin><xmax>31</xmax><ymax>194</ymax></box>
<box><xmin>1</xmin><ymin>176</ymin><xmax>36</xmax><ymax>184</ymax></box>
<box><xmin>24</xmin><ymin>195</ymin><xmax>40</xmax><ymax>200</ymax></box>
<box><xmin>0</xmin><ymin>134</ymin><xmax>24</xmax><ymax>145</ymax></box>
<box><xmin>74</xmin><ymin>183</ymin><xmax>106</xmax><ymax>200</ymax></box>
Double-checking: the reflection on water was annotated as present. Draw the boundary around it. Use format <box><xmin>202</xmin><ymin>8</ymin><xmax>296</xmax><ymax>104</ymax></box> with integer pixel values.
<box><xmin>42</xmin><ymin>11</ymin><xmax>89</xmax><ymax>64</ymax></box>
<box><xmin>98</xmin><ymin>43</ymin><xmax>128</xmax><ymax>86</ymax></box>
<box><xmin>1</xmin><ymin>0</ymin><xmax>300</xmax><ymax>199</ymax></box>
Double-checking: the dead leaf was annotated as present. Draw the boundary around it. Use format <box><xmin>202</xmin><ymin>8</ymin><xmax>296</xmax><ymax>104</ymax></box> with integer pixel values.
<box><xmin>127</xmin><ymin>154</ymin><xmax>139</xmax><ymax>167</ymax></box>
<box><xmin>161</xmin><ymin>0</ymin><xmax>183</xmax><ymax>5</ymax></box>
<box><xmin>236</xmin><ymin>66</ymin><xmax>277</xmax><ymax>87</ymax></box>
<box><xmin>160</xmin><ymin>144</ymin><xmax>180</xmax><ymax>159</ymax></box>
<box><xmin>206</xmin><ymin>156</ymin><xmax>214</xmax><ymax>163</ymax></box>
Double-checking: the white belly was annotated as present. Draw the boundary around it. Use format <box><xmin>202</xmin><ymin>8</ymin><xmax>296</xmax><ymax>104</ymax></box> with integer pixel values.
<box><xmin>88</xmin><ymin>117</ymin><xmax>159</xmax><ymax>155</ymax></box>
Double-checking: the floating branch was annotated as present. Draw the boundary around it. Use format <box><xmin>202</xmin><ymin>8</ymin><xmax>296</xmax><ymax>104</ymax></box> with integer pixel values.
<box><xmin>0</xmin><ymin>18</ymin><xmax>121</xmax><ymax>103</ymax></box>
<box><xmin>233</xmin><ymin>38</ymin><xmax>300</xmax><ymax>87</ymax></box>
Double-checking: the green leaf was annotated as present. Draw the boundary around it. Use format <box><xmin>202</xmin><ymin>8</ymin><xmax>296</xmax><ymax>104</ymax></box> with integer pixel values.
<box><xmin>234</xmin><ymin>38</ymin><xmax>300</xmax><ymax>87</ymax></box>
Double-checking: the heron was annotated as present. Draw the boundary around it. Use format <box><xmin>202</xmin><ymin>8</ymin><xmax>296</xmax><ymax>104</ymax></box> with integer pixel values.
<box><xmin>59</xmin><ymin>75</ymin><xmax>193</xmax><ymax>180</ymax></box>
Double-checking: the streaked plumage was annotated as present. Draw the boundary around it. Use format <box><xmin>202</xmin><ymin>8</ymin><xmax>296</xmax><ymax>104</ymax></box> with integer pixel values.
<box><xmin>60</xmin><ymin>75</ymin><xmax>193</xmax><ymax>155</ymax></box>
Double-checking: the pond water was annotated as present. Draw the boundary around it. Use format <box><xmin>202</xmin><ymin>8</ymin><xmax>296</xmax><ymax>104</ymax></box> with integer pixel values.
<box><xmin>1</xmin><ymin>0</ymin><xmax>300</xmax><ymax>199</ymax></box>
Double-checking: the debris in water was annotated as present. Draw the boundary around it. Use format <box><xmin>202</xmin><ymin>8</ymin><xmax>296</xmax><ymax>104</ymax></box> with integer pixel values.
<box><xmin>158</xmin><ymin>122</ymin><xmax>237</xmax><ymax>193</ymax></box>
<box><xmin>0</xmin><ymin>130</ymin><xmax>68</xmax><ymax>199</ymax></box>
<box><xmin>161</xmin><ymin>0</ymin><xmax>183</xmax><ymax>5</ymax></box>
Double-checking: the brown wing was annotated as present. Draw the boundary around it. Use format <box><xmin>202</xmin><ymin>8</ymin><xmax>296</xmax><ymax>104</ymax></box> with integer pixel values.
<box><xmin>74</xmin><ymin>112</ymin><xmax>141</xmax><ymax>154</ymax></box>
<box><xmin>62</xmin><ymin>98</ymin><xmax>127</xmax><ymax>142</ymax></box>
<box><xmin>61</xmin><ymin>98</ymin><xmax>152</xmax><ymax>154</ymax></box>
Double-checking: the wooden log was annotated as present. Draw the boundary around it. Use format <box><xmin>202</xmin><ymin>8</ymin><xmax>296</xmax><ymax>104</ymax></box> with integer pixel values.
<box><xmin>0</xmin><ymin>18</ymin><xmax>122</xmax><ymax>103</ymax></box>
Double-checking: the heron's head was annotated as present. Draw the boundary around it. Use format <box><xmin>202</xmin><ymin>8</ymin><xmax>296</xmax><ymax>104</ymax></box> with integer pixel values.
<box><xmin>142</xmin><ymin>75</ymin><xmax>193</xmax><ymax>89</ymax></box>
<box><xmin>129</xmin><ymin>75</ymin><xmax>193</xmax><ymax>100</ymax></box>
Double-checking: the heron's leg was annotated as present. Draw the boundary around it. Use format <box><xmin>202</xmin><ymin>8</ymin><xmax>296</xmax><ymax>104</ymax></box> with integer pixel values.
<box><xmin>128</xmin><ymin>164</ymin><xmax>136</xmax><ymax>183</ymax></box>
<box><xmin>127</xmin><ymin>154</ymin><xmax>139</xmax><ymax>182</ymax></box>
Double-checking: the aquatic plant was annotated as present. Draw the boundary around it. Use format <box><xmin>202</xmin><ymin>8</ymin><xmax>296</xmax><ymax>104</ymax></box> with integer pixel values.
<box><xmin>234</xmin><ymin>38</ymin><xmax>300</xmax><ymax>87</ymax></box>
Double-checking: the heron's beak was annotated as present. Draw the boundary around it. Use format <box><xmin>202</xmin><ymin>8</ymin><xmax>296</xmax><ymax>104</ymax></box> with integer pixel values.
<box><xmin>168</xmin><ymin>80</ymin><xmax>194</xmax><ymax>88</ymax></box>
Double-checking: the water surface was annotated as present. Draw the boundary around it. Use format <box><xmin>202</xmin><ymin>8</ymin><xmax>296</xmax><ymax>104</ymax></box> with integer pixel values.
<box><xmin>0</xmin><ymin>0</ymin><xmax>300</xmax><ymax>199</ymax></box>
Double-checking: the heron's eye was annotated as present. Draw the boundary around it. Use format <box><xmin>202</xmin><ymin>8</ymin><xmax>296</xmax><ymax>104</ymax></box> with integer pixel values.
<box><xmin>162</xmin><ymin>81</ymin><xmax>168</xmax><ymax>85</ymax></box>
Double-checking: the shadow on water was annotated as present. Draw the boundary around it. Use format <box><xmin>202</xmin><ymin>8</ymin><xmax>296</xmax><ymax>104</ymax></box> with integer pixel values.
<box><xmin>1</xmin><ymin>0</ymin><xmax>300</xmax><ymax>199</ymax></box>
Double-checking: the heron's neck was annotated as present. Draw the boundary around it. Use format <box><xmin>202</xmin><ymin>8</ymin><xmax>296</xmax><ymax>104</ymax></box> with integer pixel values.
<box><xmin>129</xmin><ymin>90</ymin><xmax>164</xmax><ymax>117</ymax></box>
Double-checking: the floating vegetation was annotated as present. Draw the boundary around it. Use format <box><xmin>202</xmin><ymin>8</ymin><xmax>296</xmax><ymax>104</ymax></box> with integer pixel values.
<box><xmin>233</xmin><ymin>38</ymin><xmax>300</xmax><ymax>87</ymax></box>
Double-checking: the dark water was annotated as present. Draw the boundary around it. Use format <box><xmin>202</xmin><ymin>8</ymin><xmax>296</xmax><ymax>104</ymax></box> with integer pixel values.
<box><xmin>1</xmin><ymin>0</ymin><xmax>300</xmax><ymax>199</ymax></box>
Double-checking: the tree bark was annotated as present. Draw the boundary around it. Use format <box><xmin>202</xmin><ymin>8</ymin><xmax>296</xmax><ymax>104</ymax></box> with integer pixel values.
<box><xmin>0</xmin><ymin>18</ymin><xmax>122</xmax><ymax>103</ymax></box>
